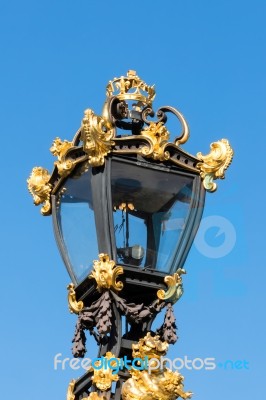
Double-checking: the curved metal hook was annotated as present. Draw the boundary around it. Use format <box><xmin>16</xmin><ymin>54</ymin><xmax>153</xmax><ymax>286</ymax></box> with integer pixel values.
<box><xmin>141</xmin><ymin>105</ymin><xmax>189</xmax><ymax>146</ymax></box>
<box><xmin>158</xmin><ymin>106</ymin><xmax>190</xmax><ymax>146</ymax></box>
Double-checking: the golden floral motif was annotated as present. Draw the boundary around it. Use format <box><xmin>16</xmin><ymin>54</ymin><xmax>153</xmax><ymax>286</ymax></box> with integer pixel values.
<box><xmin>89</xmin><ymin>254</ymin><xmax>124</xmax><ymax>292</ymax></box>
<box><xmin>122</xmin><ymin>332</ymin><xmax>192</xmax><ymax>400</ymax></box>
<box><xmin>141</xmin><ymin>122</ymin><xmax>171</xmax><ymax>161</ymax></box>
<box><xmin>132</xmin><ymin>332</ymin><xmax>169</xmax><ymax>359</ymax></box>
<box><xmin>67</xmin><ymin>379</ymin><xmax>107</xmax><ymax>400</ymax></box>
<box><xmin>84</xmin><ymin>394</ymin><xmax>107</xmax><ymax>400</ymax></box>
<box><xmin>90</xmin><ymin>352</ymin><xmax>119</xmax><ymax>391</ymax></box>
<box><xmin>27</xmin><ymin>167</ymin><xmax>52</xmax><ymax>215</ymax></box>
<box><xmin>197</xmin><ymin>139</ymin><xmax>234</xmax><ymax>192</ymax></box>
<box><xmin>67</xmin><ymin>283</ymin><xmax>84</xmax><ymax>314</ymax></box>
<box><xmin>157</xmin><ymin>269</ymin><xmax>186</xmax><ymax>304</ymax></box>
<box><xmin>50</xmin><ymin>137</ymin><xmax>74</xmax><ymax>178</ymax></box>
<box><xmin>81</xmin><ymin>108</ymin><xmax>115</xmax><ymax>167</ymax></box>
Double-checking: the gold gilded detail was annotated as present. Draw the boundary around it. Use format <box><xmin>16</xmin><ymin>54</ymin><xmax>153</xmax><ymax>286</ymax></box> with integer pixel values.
<box><xmin>81</xmin><ymin>108</ymin><xmax>115</xmax><ymax>167</ymax></box>
<box><xmin>141</xmin><ymin>122</ymin><xmax>170</xmax><ymax>161</ymax></box>
<box><xmin>84</xmin><ymin>394</ymin><xmax>107</xmax><ymax>400</ymax></box>
<box><xmin>50</xmin><ymin>137</ymin><xmax>74</xmax><ymax>178</ymax></box>
<box><xmin>67</xmin><ymin>283</ymin><xmax>84</xmax><ymax>314</ymax></box>
<box><xmin>29</xmin><ymin>72</ymin><xmax>233</xmax><ymax>218</ymax></box>
<box><xmin>90</xmin><ymin>352</ymin><xmax>119</xmax><ymax>391</ymax></box>
<box><xmin>197</xmin><ymin>139</ymin><xmax>234</xmax><ymax>192</ymax></box>
<box><xmin>122</xmin><ymin>332</ymin><xmax>192</xmax><ymax>400</ymax></box>
<box><xmin>66</xmin><ymin>379</ymin><xmax>76</xmax><ymax>400</ymax></box>
<box><xmin>89</xmin><ymin>254</ymin><xmax>124</xmax><ymax>292</ymax></box>
<box><xmin>106</xmin><ymin>70</ymin><xmax>155</xmax><ymax>105</ymax></box>
<box><xmin>114</xmin><ymin>202</ymin><xmax>135</xmax><ymax>212</ymax></box>
<box><xmin>157</xmin><ymin>269</ymin><xmax>186</xmax><ymax>304</ymax></box>
<box><xmin>27</xmin><ymin>167</ymin><xmax>52</xmax><ymax>215</ymax></box>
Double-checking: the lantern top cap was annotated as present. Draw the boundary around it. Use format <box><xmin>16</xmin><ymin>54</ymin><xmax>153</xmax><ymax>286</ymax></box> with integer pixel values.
<box><xmin>27</xmin><ymin>70</ymin><xmax>234</xmax><ymax>216</ymax></box>
<box><xmin>106</xmin><ymin>70</ymin><xmax>156</xmax><ymax>106</ymax></box>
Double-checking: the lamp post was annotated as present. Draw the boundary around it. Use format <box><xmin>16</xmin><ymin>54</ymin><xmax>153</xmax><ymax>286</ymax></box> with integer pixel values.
<box><xmin>28</xmin><ymin>70</ymin><xmax>233</xmax><ymax>400</ymax></box>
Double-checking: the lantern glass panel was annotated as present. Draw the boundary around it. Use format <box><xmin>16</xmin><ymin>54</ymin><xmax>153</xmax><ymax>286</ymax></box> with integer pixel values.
<box><xmin>56</xmin><ymin>169</ymin><xmax>98</xmax><ymax>283</ymax></box>
<box><xmin>111</xmin><ymin>160</ymin><xmax>195</xmax><ymax>273</ymax></box>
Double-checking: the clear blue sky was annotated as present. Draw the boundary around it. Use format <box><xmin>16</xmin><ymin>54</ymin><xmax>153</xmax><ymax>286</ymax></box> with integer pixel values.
<box><xmin>0</xmin><ymin>1</ymin><xmax>265</xmax><ymax>399</ymax></box>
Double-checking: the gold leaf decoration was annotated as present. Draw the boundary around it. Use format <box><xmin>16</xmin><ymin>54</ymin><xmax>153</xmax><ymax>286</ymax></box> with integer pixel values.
<box><xmin>122</xmin><ymin>332</ymin><xmax>192</xmax><ymax>400</ymax></box>
<box><xmin>27</xmin><ymin>167</ymin><xmax>52</xmax><ymax>215</ymax></box>
<box><xmin>106</xmin><ymin>70</ymin><xmax>156</xmax><ymax>105</ymax></box>
<box><xmin>196</xmin><ymin>139</ymin><xmax>234</xmax><ymax>192</ymax></box>
<box><xmin>67</xmin><ymin>283</ymin><xmax>84</xmax><ymax>314</ymax></box>
<box><xmin>141</xmin><ymin>122</ymin><xmax>171</xmax><ymax>161</ymax></box>
<box><xmin>50</xmin><ymin>137</ymin><xmax>74</xmax><ymax>178</ymax></box>
<box><xmin>84</xmin><ymin>394</ymin><xmax>107</xmax><ymax>400</ymax></box>
<box><xmin>81</xmin><ymin>108</ymin><xmax>115</xmax><ymax>167</ymax></box>
<box><xmin>157</xmin><ymin>269</ymin><xmax>186</xmax><ymax>304</ymax></box>
<box><xmin>89</xmin><ymin>254</ymin><xmax>124</xmax><ymax>292</ymax></box>
<box><xmin>132</xmin><ymin>332</ymin><xmax>169</xmax><ymax>359</ymax></box>
<box><xmin>90</xmin><ymin>352</ymin><xmax>119</xmax><ymax>391</ymax></box>
<box><xmin>66</xmin><ymin>379</ymin><xmax>76</xmax><ymax>400</ymax></box>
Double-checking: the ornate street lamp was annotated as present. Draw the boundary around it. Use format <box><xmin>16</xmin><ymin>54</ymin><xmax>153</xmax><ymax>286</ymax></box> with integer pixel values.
<box><xmin>28</xmin><ymin>71</ymin><xmax>233</xmax><ymax>400</ymax></box>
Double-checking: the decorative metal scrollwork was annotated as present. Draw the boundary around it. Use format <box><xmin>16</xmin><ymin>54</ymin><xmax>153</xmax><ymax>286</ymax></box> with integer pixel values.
<box><xmin>67</xmin><ymin>283</ymin><xmax>84</xmax><ymax>314</ymax></box>
<box><xmin>50</xmin><ymin>137</ymin><xmax>75</xmax><ymax>178</ymax></box>
<box><xmin>81</xmin><ymin>108</ymin><xmax>115</xmax><ymax>167</ymax></box>
<box><xmin>197</xmin><ymin>139</ymin><xmax>234</xmax><ymax>192</ymax></box>
<box><xmin>142</xmin><ymin>106</ymin><xmax>190</xmax><ymax>146</ymax></box>
<box><xmin>28</xmin><ymin>69</ymin><xmax>233</xmax><ymax>216</ymax></box>
<box><xmin>90</xmin><ymin>352</ymin><xmax>119</xmax><ymax>391</ymax></box>
<box><xmin>122</xmin><ymin>333</ymin><xmax>193</xmax><ymax>400</ymax></box>
<box><xmin>27</xmin><ymin>167</ymin><xmax>52</xmax><ymax>215</ymax></box>
<box><xmin>89</xmin><ymin>254</ymin><xmax>124</xmax><ymax>292</ymax></box>
<box><xmin>140</xmin><ymin>121</ymin><xmax>171</xmax><ymax>161</ymax></box>
<box><xmin>157</xmin><ymin>269</ymin><xmax>186</xmax><ymax>304</ymax></box>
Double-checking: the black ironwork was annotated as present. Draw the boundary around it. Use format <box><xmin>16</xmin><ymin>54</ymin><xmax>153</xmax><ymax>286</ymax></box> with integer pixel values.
<box><xmin>50</xmin><ymin>95</ymin><xmax>206</xmax><ymax>400</ymax></box>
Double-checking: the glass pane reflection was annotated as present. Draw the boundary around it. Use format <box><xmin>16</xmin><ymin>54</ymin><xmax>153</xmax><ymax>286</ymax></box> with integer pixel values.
<box><xmin>111</xmin><ymin>160</ymin><xmax>194</xmax><ymax>273</ymax></box>
<box><xmin>153</xmin><ymin>189</ymin><xmax>191</xmax><ymax>272</ymax></box>
<box><xmin>57</xmin><ymin>169</ymin><xmax>98</xmax><ymax>283</ymax></box>
<box><xmin>113</xmin><ymin>207</ymin><xmax>147</xmax><ymax>267</ymax></box>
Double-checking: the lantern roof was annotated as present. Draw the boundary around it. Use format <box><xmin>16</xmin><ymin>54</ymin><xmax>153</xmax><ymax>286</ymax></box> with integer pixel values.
<box><xmin>27</xmin><ymin>70</ymin><xmax>233</xmax><ymax>215</ymax></box>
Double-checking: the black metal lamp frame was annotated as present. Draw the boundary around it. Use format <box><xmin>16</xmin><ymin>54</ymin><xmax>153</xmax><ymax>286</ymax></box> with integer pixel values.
<box><xmin>27</xmin><ymin>71</ymin><xmax>233</xmax><ymax>400</ymax></box>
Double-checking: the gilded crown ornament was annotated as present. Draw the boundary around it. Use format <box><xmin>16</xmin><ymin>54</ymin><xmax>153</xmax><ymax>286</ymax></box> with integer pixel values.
<box><xmin>106</xmin><ymin>70</ymin><xmax>156</xmax><ymax>105</ymax></box>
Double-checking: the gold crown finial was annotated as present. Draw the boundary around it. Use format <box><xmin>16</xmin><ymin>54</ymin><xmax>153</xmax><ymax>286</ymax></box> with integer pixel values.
<box><xmin>127</xmin><ymin>69</ymin><xmax>136</xmax><ymax>77</ymax></box>
<box><xmin>106</xmin><ymin>71</ymin><xmax>155</xmax><ymax>105</ymax></box>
